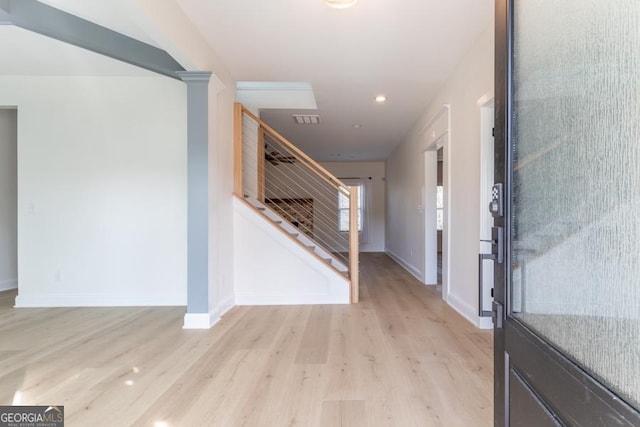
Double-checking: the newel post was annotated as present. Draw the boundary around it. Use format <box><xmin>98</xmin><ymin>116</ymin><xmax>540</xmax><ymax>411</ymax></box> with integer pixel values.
<box><xmin>349</xmin><ymin>186</ymin><xmax>359</xmax><ymax>303</ymax></box>
<box><xmin>233</xmin><ymin>102</ymin><xmax>243</xmax><ymax>197</ymax></box>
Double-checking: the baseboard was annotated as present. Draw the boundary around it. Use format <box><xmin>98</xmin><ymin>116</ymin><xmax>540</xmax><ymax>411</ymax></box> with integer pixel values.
<box><xmin>183</xmin><ymin>295</ymin><xmax>236</xmax><ymax>329</ymax></box>
<box><xmin>183</xmin><ymin>309</ymin><xmax>221</xmax><ymax>329</ymax></box>
<box><xmin>477</xmin><ymin>316</ymin><xmax>493</xmax><ymax>330</ymax></box>
<box><xmin>0</xmin><ymin>279</ymin><xmax>18</xmax><ymax>292</ymax></box>
<box><xmin>235</xmin><ymin>294</ymin><xmax>349</xmax><ymax>305</ymax></box>
<box><xmin>385</xmin><ymin>250</ymin><xmax>423</xmax><ymax>282</ymax></box>
<box><xmin>218</xmin><ymin>295</ymin><xmax>235</xmax><ymax>317</ymax></box>
<box><xmin>14</xmin><ymin>293</ymin><xmax>187</xmax><ymax>308</ymax></box>
<box><xmin>446</xmin><ymin>291</ymin><xmax>484</xmax><ymax>328</ymax></box>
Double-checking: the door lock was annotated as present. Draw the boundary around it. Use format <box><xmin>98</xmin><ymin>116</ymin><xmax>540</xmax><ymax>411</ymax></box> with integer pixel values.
<box><xmin>489</xmin><ymin>183</ymin><xmax>504</xmax><ymax>218</ymax></box>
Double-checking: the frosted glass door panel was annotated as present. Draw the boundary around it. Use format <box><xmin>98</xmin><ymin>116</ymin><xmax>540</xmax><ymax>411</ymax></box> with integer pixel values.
<box><xmin>512</xmin><ymin>0</ymin><xmax>640</xmax><ymax>409</ymax></box>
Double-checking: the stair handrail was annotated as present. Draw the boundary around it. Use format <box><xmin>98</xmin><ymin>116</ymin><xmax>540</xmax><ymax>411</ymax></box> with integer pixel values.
<box><xmin>235</xmin><ymin>104</ymin><xmax>350</xmax><ymax>194</ymax></box>
<box><xmin>233</xmin><ymin>102</ymin><xmax>359</xmax><ymax>303</ymax></box>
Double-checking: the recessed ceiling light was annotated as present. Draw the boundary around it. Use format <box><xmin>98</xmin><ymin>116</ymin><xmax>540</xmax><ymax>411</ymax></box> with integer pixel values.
<box><xmin>375</xmin><ymin>95</ymin><xmax>387</xmax><ymax>103</ymax></box>
<box><xmin>326</xmin><ymin>0</ymin><xmax>358</xmax><ymax>9</ymax></box>
<box><xmin>352</xmin><ymin>124</ymin><xmax>362</xmax><ymax>128</ymax></box>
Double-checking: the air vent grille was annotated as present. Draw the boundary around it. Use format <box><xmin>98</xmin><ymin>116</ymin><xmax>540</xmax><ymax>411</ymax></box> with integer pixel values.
<box><xmin>293</xmin><ymin>114</ymin><xmax>320</xmax><ymax>125</ymax></box>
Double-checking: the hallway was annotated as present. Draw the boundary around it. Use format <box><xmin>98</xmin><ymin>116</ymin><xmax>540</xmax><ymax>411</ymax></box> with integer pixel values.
<box><xmin>0</xmin><ymin>253</ymin><xmax>492</xmax><ymax>426</ymax></box>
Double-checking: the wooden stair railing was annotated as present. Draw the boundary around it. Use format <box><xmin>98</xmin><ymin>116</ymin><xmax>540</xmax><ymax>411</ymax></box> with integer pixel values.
<box><xmin>233</xmin><ymin>102</ymin><xmax>359</xmax><ymax>303</ymax></box>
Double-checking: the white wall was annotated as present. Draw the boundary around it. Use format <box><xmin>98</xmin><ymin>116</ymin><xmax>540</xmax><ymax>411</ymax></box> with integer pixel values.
<box><xmin>386</xmin><ymin>23</ymin><xmax>494</xmax><ymax>327</ymax></box>
<box><xmin>0</xmin><ymin>109</ymin><xmax>17</xmax><ymax>292</ymax></box>
<box><xmin>210</xmin><ymin>80</ymin><xmax>236</xmax><ymax>316</ymax></box>
<box><xmin>126</xmin><ymin>0</ymin><xmax>238</xmax><ymax>325</ymax></box>
<box><xmin>0</xmin><ymin>76</ymin><xmax>188</xmax><ymax>307</ymax></box>
<box><xmin>321</xmin><ymin>162</ymin><xmax>386</xmax><ymax>252</ymax></box>
<box><xmin>233</xmin><ymin>198</ymin><xmax>349</xmax><ymax>304</ymax></box>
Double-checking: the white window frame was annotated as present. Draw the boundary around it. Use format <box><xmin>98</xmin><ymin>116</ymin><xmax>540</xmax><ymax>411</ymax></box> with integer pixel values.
<box><xmin>436</xmin><ymin>185</ymin><xmax>444</xmax><ymax>231</ymax></box>
<box><xmin>338</xmin><ymin>184</ymin><xmax>363</xmax><ymax>232</ymax></box>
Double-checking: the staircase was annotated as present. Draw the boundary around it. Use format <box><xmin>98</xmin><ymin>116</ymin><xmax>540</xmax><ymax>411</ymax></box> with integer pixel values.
<box><xmin>233</xmin><ymin>103</ymin><xmax>359</xmax><ymax>303</ymax></box>
<box><xmin>242</xmin><ymin>195</ymin><xmax>349</xmax><ymax>275</ymax></box>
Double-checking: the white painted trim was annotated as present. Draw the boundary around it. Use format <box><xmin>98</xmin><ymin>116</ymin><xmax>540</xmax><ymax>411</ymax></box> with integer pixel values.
<box><xmin>443</xmin><ymin>105</ymin><xmax>451</xmax><ymax>303</ymax></box>
<box><xmin>414</xmin><ymin>105</ymin><xmax>449</xmax><ymax>141</ymax></box>
<box><xmin>218</xmin><ymin>295</ymin><xmax>235</xmax><ymax>317</ymax></box>
<box><xmin>385</xmin><ymin>250</ymin><xmax>424</xmax><ymax>283</ymax></box>
<box><xmin>236</xmin><ymin>81</ymin><xmax>313</xmax><ymax>91</ymax></box>
<box><xmin>14</xmin><ymin>294</ymin><xmax>186</xmax><ymax>308</ymax></box>
<box><xmin>418</xmin><ymin>104</ymin><xmax>451</xmax><ymax>301</ymax></box>
<box><xmin>235</xmin><ymin>294</ymin><xmax>348</xmax><ymax>306</ymax></box>
<box><xmin>478</xmin><ymin>317</ymin><xmax>493</xmax><ymax>330</ymax></box>
<box><xmin>476</xmin><ymin>92</ymin><xmax>494</xmax><ymax>107</ymax></box>
<box><xmin>183</xmin><ymin>309</ymin><xmax>220</xmax><ymax>329</ymax></box>
<box><xmin>446</xmin><ymin>291</ymin><xmax>478</xmax><ymax>326</ymax></box>
<box><xmin>183</xmin><ymin>296</ymin><xmax>235</xmax><ymax>329</ymax></box>
<box><xmin>446</xmin><ymin>291</ymin><xmax>492</xmax><ymax>329</ymax></box>
<box><xmin>0</xmin><ymin>279</ymin><xmax>17</xmax><ymax>292</ymax></box>
<box><xmin>423</xmin><ymin>150</ymin><xmax>438</xmax><ymax>285</ymax></box>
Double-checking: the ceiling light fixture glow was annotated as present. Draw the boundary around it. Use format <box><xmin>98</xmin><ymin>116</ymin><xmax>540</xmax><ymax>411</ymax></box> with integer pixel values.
<box><xmin>375</xmin><ymin>95</ymin><xmax>387</xmax><ymax>103</ymax></box>
<box><xmin>325</xmin><ymin>0</ymin><xmax>358</xmax><ymax>9</ymax></box>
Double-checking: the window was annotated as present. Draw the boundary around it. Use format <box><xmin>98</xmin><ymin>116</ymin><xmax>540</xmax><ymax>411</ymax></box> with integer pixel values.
<box><xmin>338</xmin><ymin>184</ymin><xmax>363</xmax><ymax>232</ymax></box>
<box><xmin>436</xmin><ymin>185</ymin><xmax>444</xmax><ymax>231</ymax></box>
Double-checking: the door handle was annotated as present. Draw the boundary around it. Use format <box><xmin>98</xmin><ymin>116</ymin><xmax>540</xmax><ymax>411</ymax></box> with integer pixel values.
<box><xmin>492</xmin><ymin>301</ymin><xmax>504</xmax><ymax>329</ymax></box>
<box><xmin>478</xmin><ymin>253</ymin><xmax>494</xmax><ymax>317</ymax></box>
<box><xmin>480</xmin><ymin>227</ymin><xmax>503</xmax><ymax>318</ymax></box>
<box><xmin>479</xmin><ymin>254</ymin><xmax>504</xmax><ymax>328</ymax></box>
<box><xmin>480</xmin><ymin>227</ymin><xmax>504</xmax><ymax>264</ymax></box>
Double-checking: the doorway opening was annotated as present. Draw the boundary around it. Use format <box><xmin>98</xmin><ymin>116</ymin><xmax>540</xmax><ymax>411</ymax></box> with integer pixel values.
<box><xmin>420</xmin><ymin>105</ymin><xmax>450</xmax><ymax>301</ymax></box>
<box><xmin>0</xmin><ymin>108</ymin><xmax>18</xmax><ymax>297</ymax></box>
<box><xmin>436</xmin><ymin>147</ymin><xmax>443</xmax><ymax>288</ymax></box>
<box><xmin>423</xmin><ymin>137</ymin><xmax>446</xmax><ymax>297</ymax></box>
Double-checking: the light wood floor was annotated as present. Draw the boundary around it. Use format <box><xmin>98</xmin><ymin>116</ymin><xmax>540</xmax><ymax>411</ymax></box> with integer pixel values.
<box><xmin>0</xmin><ymin>253</ymin><xmax>493</xmax><ymax>426</ymax></box>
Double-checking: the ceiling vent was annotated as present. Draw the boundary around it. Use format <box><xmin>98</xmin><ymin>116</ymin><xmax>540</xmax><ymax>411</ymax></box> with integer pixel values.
<box><xmin>293</xmin><ymin>114</ymin><xmax>320</xmax><ymax>125</ymax></box>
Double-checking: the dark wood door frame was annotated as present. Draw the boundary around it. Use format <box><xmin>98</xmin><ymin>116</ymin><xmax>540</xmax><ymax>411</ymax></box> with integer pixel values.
<box><xmin>493</xmin><ymin>1</ymin><xmax>640</xmax><ymax>425</ymax></box>
<box><xmin>493</xmin><ymin>0</ymin><xmax>510</xmax><ymax>424</ymax></box>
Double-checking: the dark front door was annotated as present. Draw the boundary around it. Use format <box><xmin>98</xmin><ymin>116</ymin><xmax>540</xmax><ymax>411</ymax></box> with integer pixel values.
<box><xmin>494</xmin><ymin>0</ymin><xmax>640</xmax><ymax>425</ymax></box>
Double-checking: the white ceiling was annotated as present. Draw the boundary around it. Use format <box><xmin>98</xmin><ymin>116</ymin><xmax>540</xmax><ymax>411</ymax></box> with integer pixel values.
<box><xmin>177</xmin><ymin>0</ymin><xmax>494</xmax><ymax>161</ymax></box>
<box><xmin>3</xmin><ymin>0</ymin><xmax>493</xmax><ymax>161</ymax></box>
